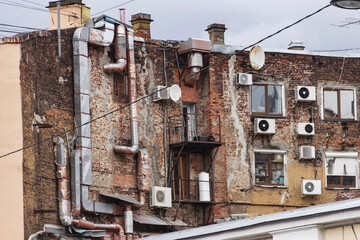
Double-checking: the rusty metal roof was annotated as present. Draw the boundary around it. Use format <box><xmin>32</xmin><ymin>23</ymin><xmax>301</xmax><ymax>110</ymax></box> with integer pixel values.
<box><xmin>133</xmin><ymin>215</ymin><xmax>187</xmax><ymax>227</ymax></box>
<box><xmin>100</xmin><ymin>193</ymin><xmax>142</xmax><ymax>206</ymax></box>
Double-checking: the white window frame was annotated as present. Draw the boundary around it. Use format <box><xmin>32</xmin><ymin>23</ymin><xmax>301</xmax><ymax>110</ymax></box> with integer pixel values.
<box><xmin>320</xmin><ymin>86</ymin><xmax>357</xmax><ymax>121</ymax></box>
<box><xmin>254</xmin><ymin>148</ymin><xmax>288</xmax><ymax>188</ymax></box>
<box><xmin>250</xmin><ymin>83</ymin><xmax>286</xmax><ymax>117</ymax></box>
<box><xmin>325</xmin><ymin>151</ymin><xmax>359</xmax><ymax>189</ymax></box>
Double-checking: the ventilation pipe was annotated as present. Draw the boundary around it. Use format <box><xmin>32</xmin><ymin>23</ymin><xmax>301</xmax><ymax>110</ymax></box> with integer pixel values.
<box><xmin>103</xmin><ymin>9</ymin><xmax>127</xmax><ymax>73</ymax></box>
<box><xmin>54</xmin><ymin>137</ymin><xmax>72</xmax><ymax>226</ymax></box>
<box><xmin>185</xmin><ymin>52</ymin><xmax>203</xmax><ymax>87</ymax></box>
<box><xmin>178</xmin><ymin>38</ymin><xmax>211</xmax><ymax>88</ymax></box>
<box><xmin>124</xmin><ymin>204</ymin><xmax>133</xmax><ymax>239</ymax></box>
<box><xmin>112</xmin><ymin>27</ymin><xmax>139</xmax><ymax>155</ymax></box>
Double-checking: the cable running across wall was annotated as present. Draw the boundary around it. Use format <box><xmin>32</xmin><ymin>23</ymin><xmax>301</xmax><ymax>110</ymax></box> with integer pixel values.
<box><xmin>0</xmin><ymin>4</ymin><xmax>331</xmax><ymax>159</ymax></box>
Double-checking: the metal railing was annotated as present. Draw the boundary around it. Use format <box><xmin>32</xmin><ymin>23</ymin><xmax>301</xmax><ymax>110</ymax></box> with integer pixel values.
<box><xmin>168</xmin><ymin>113</ymin><xmax>221</xmax><ymax>145</ymax></box>
<box><xmin>170</xmin><ymin>179</ymin><xmax>214</xmax><ymax>202</ymax></box>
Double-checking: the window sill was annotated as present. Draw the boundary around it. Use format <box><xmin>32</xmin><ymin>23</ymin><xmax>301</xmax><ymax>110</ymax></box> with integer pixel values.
<box><xmin>322</xmin><ymin>119</ymin><xmax>357</xmax><ymax>122</ymax></box>
<box><xmin>326</xmin><ymin>187</ymin><xmax>358</xmax><ymax>190</ymax></box>
<box><xmin>255</xmin><ymin>184</ymin><xmax>288</xmax><ymax>189</ymax></box>
<box><xmin>251</xmin><ymin>113</ymin><xmax>286</xmax><ymax>118</ymax></box>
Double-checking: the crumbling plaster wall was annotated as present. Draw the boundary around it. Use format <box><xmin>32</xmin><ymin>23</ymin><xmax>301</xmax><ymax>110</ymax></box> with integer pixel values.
<box><xmin>218</xmin><ymin>51</ymin><xmax>360</xmax><ymax>216</ymax></box>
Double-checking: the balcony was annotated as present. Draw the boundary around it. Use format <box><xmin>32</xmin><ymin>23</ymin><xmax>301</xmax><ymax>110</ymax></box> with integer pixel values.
<box><xmin>168</xmin><ymin>113</ymin><xmax>222</xmax><ymax>151</ymax></box>
<box><xmin>170</xmin><ymin>178</ymin><xmax>214</xmax><ymax>203</ymax></box>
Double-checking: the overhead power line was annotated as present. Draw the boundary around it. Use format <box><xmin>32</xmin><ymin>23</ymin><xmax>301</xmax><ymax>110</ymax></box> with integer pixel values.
<box><xmin>0</xmin><ymin>4</ymin><xmax>331</xmax><ymax>159</ymax></box>
<box><xmin>0</xmin><ymin>23</ymin><xmax>45</xmax><ymax>31</ymax></box>
<box><xmin>92</xmin><ymin>0</ymin><xmax>136</xmax><ymax>16</ymax></box>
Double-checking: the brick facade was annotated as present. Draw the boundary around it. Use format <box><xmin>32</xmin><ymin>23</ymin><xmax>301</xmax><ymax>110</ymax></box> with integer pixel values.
<box><xmin>18</xmin><ymin>24</ymin><xmax>360</xmax><ymax>239</ymax></box>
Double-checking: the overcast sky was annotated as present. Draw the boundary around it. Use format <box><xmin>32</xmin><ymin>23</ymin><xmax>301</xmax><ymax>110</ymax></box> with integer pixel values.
<box><xmin>1</xmin><ymin>0</ymin><xmax>360</xmax><ymax>51</ymax></box>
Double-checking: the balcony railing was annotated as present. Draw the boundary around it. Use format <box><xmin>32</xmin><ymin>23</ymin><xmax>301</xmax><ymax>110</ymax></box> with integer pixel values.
<box><xmin>170</xmin><ymin>179</ymin><xmax>214</xmax><ymax>203</ymax></box>
<box><xmin>168</xmin><ymin>113</ymin><xmax>221</xmax><ymax>145</ymax></box>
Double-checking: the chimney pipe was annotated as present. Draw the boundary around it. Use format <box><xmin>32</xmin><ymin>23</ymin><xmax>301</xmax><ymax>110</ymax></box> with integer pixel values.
<box><xmin>130</xmin><ymin>13</ymin><xmax>153</xmax><ymax>39</ymax></box>
<box><xmin>288</xmin><ymin>40</ymin><xmax>305</xmax><ymax>50</ymax></box>
<box><xmin>205</xmin><ymin>23</ymin><xmax>227</xmax><ymax>45</ymax></box>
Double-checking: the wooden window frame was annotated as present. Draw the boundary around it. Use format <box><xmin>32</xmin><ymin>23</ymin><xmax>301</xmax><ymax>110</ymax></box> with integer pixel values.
<box><xmin>251</xmin><ymin>84</ymin><xmax>283</xmax><ymax>117</ymax></box>
<box><xmin>327</xmin><ymin>175</ymin><xmax>356</xmax><ymax>188</ymax></box>
<box><xmin>255</xmin><ymin>152</ymin><xmax>285</xmax><ymax>186</ymax></box>
<box><xmin>323</xmin><ymin>88</ymin><xmax>355</xmax><ymax>121</ymax></box>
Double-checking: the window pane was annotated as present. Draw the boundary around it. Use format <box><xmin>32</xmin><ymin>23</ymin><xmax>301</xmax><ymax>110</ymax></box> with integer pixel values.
<box><xmin>268</xmin><ymin>85</ymin><xmax>282</xmax><ymax>114</ymax></box>
<box><xmin>252</xmin><ymin>85</ymin><xmax>266</xmax><ymax>113</ymax></box>
<box><xmin>327</xmin><ymin>176</ymin><xmax>341</xmax><ymax>186</ymax></box>
<box><xmin>343</xmin><ymin>176</ymin><xmax>355</xmax><ymax>187</ymax></box>
<box><xmin>324</xmin><ymin>91</ymin><xmax>338</xmax><ymax>118</ymax></box>
<box><xmin>271</xmin><ymin>154</ymin><xmax>284</xmax><ymax>185</ymax></box>
<box><xmin>340</xmin><ymin>90</ymin><xmax>354</xmax><ymax>119</ymax></box>
<box><xmin>255</xmin><ymin>153</ymin><xmax>269</xmax><ymax>184</ymax></box>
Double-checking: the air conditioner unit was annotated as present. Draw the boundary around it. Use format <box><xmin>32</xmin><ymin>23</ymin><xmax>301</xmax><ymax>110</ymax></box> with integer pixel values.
<box><xmin>254</xmin><ymin>118</ymin><xmax>276</xmax><ymax>134</ymax></box>
<box><xmin>153</xmin><ymin>86</ymin><xmax>169</xmax><ymax>102</ymax></box>
<box><xmin>150</xmin><ymin>186</ymin><xmax>172</xmax><ymax>208</ymax></box>
<box><xmin>301</xmin><ymin>180</ymin><xmax>321</xmax><ymax>196</ymax></box>
<box><xmin>300</xmin><ymin>146</ymin><xmax>316</xmax><ymax>159</ymax></box>
<box><xmin>236</xmin><ymin>73</ymin><xmax>253</xmax><ymax>85</ymax></box>
<box><xmin>295</xmin><ymin>86</ymin><xmax>316</xmax><ymax>102</ymax></box>
<box><xmin>297</xmin><ymin>123</ymin><xmax>315</xmax><ymax>135</ymax></box>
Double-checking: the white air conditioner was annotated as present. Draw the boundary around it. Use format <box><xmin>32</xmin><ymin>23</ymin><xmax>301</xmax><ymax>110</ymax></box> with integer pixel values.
<box><xmin>153</xmin><ymin>86</ymin><xmax>169</xmax><ymax>102</ymax></box>
<box><xmin>297</xmin><ymin>123</ymin><xmax>315</xmax><ymax>135</ymax></box>
<box><xmin>150</xmin><ymin>186</ymin><xmax>172</xmax><ymax>208</ymax></box>
<box><xmin>236</xmin><ymin>73</ymin><xmax>253</xmax><ymax>85</ymax></box>
<box><xmin>254</xmin><ymin>118</ymin><xmax>276</xmax><ymax>134</ymax></box>
<box><xmin>301</xmin><ymin>180</ymin><xmax>321</xmax><ymax>196</ymax></box>
<box><xmin>295</xmin><ymin>86</ymin><xmax>316</xmax><ymax>102</ymax></box>
<box><xmin>300</xmin><ymin>146</ymin><xmax>316</xmax><ymax>159</ymax></box>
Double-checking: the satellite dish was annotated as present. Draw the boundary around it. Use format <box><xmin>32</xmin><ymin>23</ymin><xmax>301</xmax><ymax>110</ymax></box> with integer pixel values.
<box><xmin>169</xmin><ymin>84</ymin><xmax>181</xmax><ymax>102</ymax></box>
<box><xmin>249</xmin><ymin>45</ymin><xmax>265</xmax><ymax>70</ymax></box>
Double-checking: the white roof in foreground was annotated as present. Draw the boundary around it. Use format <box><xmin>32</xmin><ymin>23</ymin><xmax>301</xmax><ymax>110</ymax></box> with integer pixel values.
<box><xmin>141</xmin><ymin>198</ymin><xmax>360</xmax><ymax>240</ymax></box>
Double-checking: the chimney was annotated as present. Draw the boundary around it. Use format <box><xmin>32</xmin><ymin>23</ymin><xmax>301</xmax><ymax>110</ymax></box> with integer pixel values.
<box><xmin>47</xmin><ymin>0</ymin><xmax>90</xmax><ymax>30</ymax></box>
<box><xmin>288</xmin><ymin>40</ymin><xmax>305</xmax><ymax>50</ymax></box>
<box><xmin>205</xmin><ymin>23</ymin><xmax>227</xmax><ymax>45</ymax></box>
<box><xmin>130</xmin><ymin>13</ymin><xmax>153</xmax><ymax>39</ymax></box>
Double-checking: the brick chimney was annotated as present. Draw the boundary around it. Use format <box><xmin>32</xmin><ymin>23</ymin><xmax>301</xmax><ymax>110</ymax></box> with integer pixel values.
<box><xmin>130</xmin><ymin>13</ymin><xmax>153</xmax><ymax>39</ymax></box>
<box><xmin>205</xmin><ymin>23</ymin><xmax>227</xmax><ymax>45</ymax></box>
<box><xmin>47</xmin><ymin>0</ymin><xmax>90</xmax><ymax>30</ymax></box>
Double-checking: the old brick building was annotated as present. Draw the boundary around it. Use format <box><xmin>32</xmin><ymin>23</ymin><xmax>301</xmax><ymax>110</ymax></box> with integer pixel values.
<box><xmin>1</xmin><ymin>1</ymin><xmax>360</xmax><ymax>239</ymax></box>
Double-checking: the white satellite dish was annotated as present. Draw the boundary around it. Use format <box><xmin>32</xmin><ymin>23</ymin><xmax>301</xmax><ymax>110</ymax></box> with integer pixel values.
<box><xmin>249</xmin><ymin>45</ymin><xmax>265</xmax><ymax>70</ymax></box>
<box><xmin>169</xmin><ymin>84</ymin><xmax>181</xmax><ymax>102</ymax></box>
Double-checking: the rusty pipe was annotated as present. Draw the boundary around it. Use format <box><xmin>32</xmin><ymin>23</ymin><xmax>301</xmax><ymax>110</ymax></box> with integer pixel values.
<box><xmin>72</xmin><ymin>219</ymin><xmax>125</xmax><ymax>239</ymax></box>
<box><xmin>54</xmin><ymin>137</ymin><xmax>73</xmax><ymax>226</ymax></box>
<box><xmin>113</xmin><ymin>28</ymin><xmax>139</xmax><ymax>155</ymax></box>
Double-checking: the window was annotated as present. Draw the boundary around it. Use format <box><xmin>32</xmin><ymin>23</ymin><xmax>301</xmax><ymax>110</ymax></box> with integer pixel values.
<box><xmin>252</xmin><ymin>84</ymin><xmax>283</xmax><ymax>116</ymax></box>
<box><xmin>183</xmin><ymin>103</ymin><xmax>196</xmax><ymax>141</ymax></box>
<box><xmin>323</xmin><ymin>88</ymin><xmax>356</xmax><ymax>120</ymax></box>
<box><xmin>254</xmin><ymin>149</ymin><xmax>286</xmax><ymax>186</ymax></box>
<box><xmin>325</xmin><ymin>152</ymin><xmax>358</xmax><ymax>188</ymax></box>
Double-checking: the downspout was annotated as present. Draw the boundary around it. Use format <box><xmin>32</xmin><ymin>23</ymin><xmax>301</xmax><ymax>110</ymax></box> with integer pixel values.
<box><xmin>112</xmin><ymin>27</ymin><xmax>139</xmax><ymax>155</ymax></box>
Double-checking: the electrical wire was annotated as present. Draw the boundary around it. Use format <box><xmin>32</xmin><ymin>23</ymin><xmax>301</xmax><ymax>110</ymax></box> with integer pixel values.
<box><xmin>0</xmin><ymin>23</ymin><xmax>45</xmax><ymax>31</ymax></box>
<box><xmin>92</xmin><ymin>0</ymin><xmax>136</xmax><ymax>16</ymax></box>
<box><xmin>0</xmin><ymin>4</ymin><xmax>331</xmax><ymax>159</ymax></box>
<box><xmin>21</xmin><ymin>0</ymin><xmax>45</xmax><ymax>7</ymax></box>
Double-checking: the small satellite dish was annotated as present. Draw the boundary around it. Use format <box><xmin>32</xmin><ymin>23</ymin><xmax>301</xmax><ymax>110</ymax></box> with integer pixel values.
<box><xmin>169</xmin><ymin>84</ymin><xmax>181</xmax><ymax>102</ymax></box>
<box><xmin>249</xmin><ymin>45</ymin><xmax>265</xmax><ymax>70</ymax></box>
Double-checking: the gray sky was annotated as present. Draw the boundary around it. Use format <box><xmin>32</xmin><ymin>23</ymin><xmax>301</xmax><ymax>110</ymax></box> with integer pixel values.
<box><xmin>1</xmin><ymin>0</ymin><xmax>360</xmax><ymax>51</ymax></box>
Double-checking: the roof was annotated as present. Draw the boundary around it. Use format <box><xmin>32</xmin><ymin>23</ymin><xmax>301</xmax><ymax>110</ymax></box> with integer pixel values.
<box><xmin>100</xmin><ymin>193</ymin><xmax>142</xmax><ymax>207</ymax></box>
<box><xmin>48</xmin><ymin>0</ymin><xmax>84</xmax><ymax>8</ymax></box>
<box><xmin>211</xmin><ymin>44</ymin><xmax>360</xmax><ymax>58</ymax></box>
<box><xmin>133</xmin><ymin>215</ymin><xmax>187</xmax><ymax>227</ymax></box>
<box><xmin>141</xmin><ymin>198</ymin><xmax>360</xmax><ymax>240</ymax></box>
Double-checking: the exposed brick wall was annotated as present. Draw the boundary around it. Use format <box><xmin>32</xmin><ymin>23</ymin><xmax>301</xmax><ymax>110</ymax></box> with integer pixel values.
<box><xmin>21</xmin><ymin>29</ymin><xmax>75</xmax><ymax>238</ymax></box>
